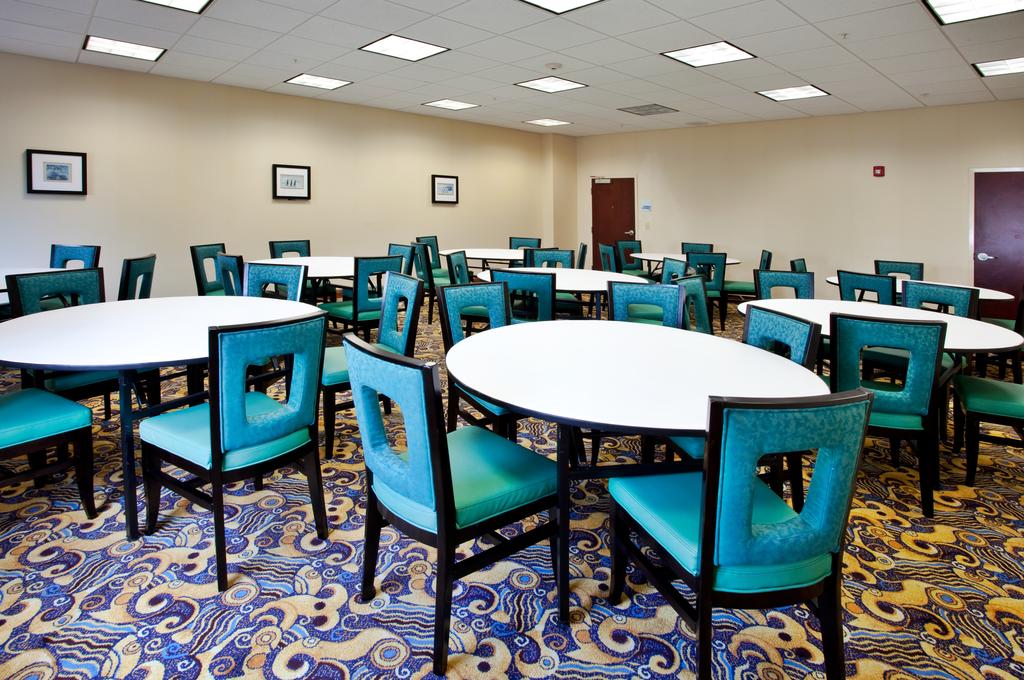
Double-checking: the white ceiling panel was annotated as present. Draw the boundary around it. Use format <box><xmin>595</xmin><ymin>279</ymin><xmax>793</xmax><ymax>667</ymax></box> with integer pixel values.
<box><xmin>288</xmin><ymin>16</ymin><xmax>380</xmax><ymax>48</ymax></box>
<box><xmin>0</xmin><ymin>34</ymin><xmax>77</xmax><ymax>61</ymax></box>
<box><xmin>187</xmin><ymin>17</ymin><xmax>280</xmax><ymax>49</ymax></box>
<box><xmin>559</xmin><ymin>37</ymin><xmax>647</xmax><ymax>64</ymax></box>
<box><xmin>842</xmin><ymin>28</ymin><xmax>952</xmax><ymax>60</ymax></box>
<box><xmin>565</xmin><ymin>0</ymin><xmax>679</xmax><ymax>36</ymax></box>
<box><xmin>93</xmin><ymin>0</ymin><xmax>197</xmax><ymax>33</ymax></box>
<box><xmin>689</xmin><ymin>1</ymin><xmax>806</xmax><ymax>40</ymax></box>
<box><xmin>918</xmin><ymin>91</ymin><xmax>994</xmax><ymax>106</ymax></box>
<box><xmin>460</xmin><ymin>35</ymin><xmax>547</xmax><ymax>61</ymax></box>
<box><xmin>889</xmin><ymin>64</ymin><xmax>980</xmax><ymax>86</ymax></box>
<box><xmin>869</xmin><ymin>48</ymin><xmax>971</xmax><ymax>75</ymax></box>
<box><xmin>778</xmin><ymin>0</ymin><xmax>913</xmax><ymax>24</ymax></box>
<box><xmin>734</xmin><ymin>24</ymin><xmax>835</xmax><ymax>56</ymax></box>
<box><xmin>617</xmin><ymin>20</ymin><xmax>716</xmax><ymax>52</ymax></box>
<box><xmin>0</xmin><ymin>17</ymin><xmax>82</xmax><ymax>48</ymax></box>
<box><xmin>402</xmin><ymin>15</ymin><xmax>494</xmax><ymax>49</ymax></box>
<box><xmin>212</xmin><ymin>62</ymin><xmax>297</xmax><ymax>88</ymax></box>
<box><xmin>78</xmin><ymin>47</ymin><xmax>154</xmax><ymax>72</ymax></box>
<box><xmin>20</xmin><ymin>0</ymin><xmax>97</xmax><ymax>14</ymax></box>
<box><xmin>205</xmin><ymin>0</ymin><xmax>310</xmax><ymax>33</ymax></box>
<box><xmin>507</xmin><ymin>18</ymin><xmax>607</xmax><ymax>50</ymax></box>
<box><xmin>149</xmin><ymin>51</ymin><xmax>234</xmax><ymax>80</ymax></box>
<box><xmin>816</xmin><ymin>4</ymin><xmax>937</xmax><ymax>42</ymax></box>
<box><xmin>942</xmin><ymin>12</ymin><xmax>1024</xmax><ymax>47</ymax></box>
<box><xmin>265</xmin><ymin>33</ymin><xmax>347</xmax><ymax>61</ymax></box>
<box><xmin>174</xmin><ymin>34</ymin><xmax>256</xmax><ymax>61</ymax></box>
<box><xmin>87</xmin><ymin>16</ymin><xmax>180</xmax><ymax>47</ymax></box>
<box><xmin>765</xmin><ymin>45</ymin><xmax>860</xmax><ymax>71</ymax></box>
<box><xmin>268</xmin><ymin>0</ymin><xmax>335</xmax><ymax>12</ymax></box>
<box><xmin>244</xmin><ymin>48</ymin><xmax>320</xmax><ymax>72</ymax></box>
<box><xmin>957</xmin><ymin>36</ymin><xmax>1024</xmax><ymax>63</ymax></box>
<box><xmin>0</xmin><ymin>0</ymin><xmax>91</xmax><ymax>33</ymax></box>
<box><xmin>440</xmin><ymin>0</ymin><xmax>548</xmax><ymax>34</ymax></box>
<box><xmin>320</xmin><ymin>0</ymin><xmax>429</xmax><ymax>32</ymax></box>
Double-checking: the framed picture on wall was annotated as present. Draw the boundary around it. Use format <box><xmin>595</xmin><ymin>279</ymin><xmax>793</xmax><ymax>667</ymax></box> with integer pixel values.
<box><xmin>431</xmin><ymin>174</ymin><xmax>458</xmax><ymax>204</ymax></box>
<box><xmin>26</xmin><ymin>149</ymin><xmax>87</xmax><ymax>195</ymax></box>
<box><xmin>273</xmin><ymin>164</ymin><xmax>311</xmax><ymax>200</ymax></box>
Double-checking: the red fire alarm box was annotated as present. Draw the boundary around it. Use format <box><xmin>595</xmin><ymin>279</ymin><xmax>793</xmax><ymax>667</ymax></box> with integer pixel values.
<box><xmin>873</xmin><ymin>165</ymin><xmax>885</xmax><ymax>177</ymax></box>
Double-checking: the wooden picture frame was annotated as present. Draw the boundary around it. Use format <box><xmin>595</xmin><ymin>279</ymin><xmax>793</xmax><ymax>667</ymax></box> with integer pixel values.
<box><xmin>432</xmin><ymin>174</ymin><xmax>458</xmax><ymax>204</ymax></box>
<box><xmin>26</xmin><ymin>149</ymin><xmax>87</xmax><ymax>195</ymax></box>
<box><xmin>273</xmin><ymin>164</ymin><xmax>311</xmax><ymax>200</ymax></box>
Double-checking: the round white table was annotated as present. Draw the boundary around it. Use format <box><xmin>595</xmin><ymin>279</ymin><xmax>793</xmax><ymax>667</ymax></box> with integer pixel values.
<box><xmin>738</xmin><ymin>299</ymin><xmax>1024</xmax><ymax>354</ymax></box>
<box><xmin>0</xmin><ymin>296</ymin><xmax>320</xmax><ymax>539</ymax></box>
<box><xmin>823</xmin><ymin>275</ymin><xmax>1013</xmax><ymax>302</ymax></box>
<box><xmin>445</xmin><ymin>320</ymin><xmax>828</xmax><ymax>620</ymax></box>
<box><xmin>629</xmin><ymin>252</ymin><xmax>742</xmax><ymax>266</ymax></box>
<box><xmin>439</xmin><ymin>248</ymin><xmax>524</xmax><ymax>263</ymax></box>
<box><xmin>476</xmin><ymin>267</ymin><xmax>647</xmax><ymax>317</ymax></box>
<box><xmin>250</xmin><ymin>256</ymin><xmax>353</xmax><ymax>279</ymax></box>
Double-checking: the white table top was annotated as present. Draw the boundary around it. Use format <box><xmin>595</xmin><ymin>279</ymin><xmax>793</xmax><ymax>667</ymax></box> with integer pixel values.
<box><xmin>823</xmin><ymin>275</ymin><xmax>1013</xmax><ymax>302</ymax></box>
<box><xmin>739</xmin><ymin>299</ymin><xmax>1024</xmax><ymax>354</ymax></box>
<box><xmin>630</xmin><ymin>252</ymin><xmax>742</xmax><ymax>266</ymax></box>
<box><xmin>445</xmin><ymin>320</ymin><xmax>828</xmax><ymax>434</ymax></box>
<box><xmin>439</xmin><ymin>248</ymin><xmax>524</xmax><ymax>262</ymax></box>
<box><xmin>250</xmin><ymin>256</ymin><xmax>353</xmax><ymax>279</ymax></box>
<box><xmin>476</xmin><ymin>267</ymin><xmax>648</xmax><ymax>293</ymax></box>
<box><xmin>0</xmin><ymin>296</ymin><xmax>319</xmax><ymax>371</ymax></box>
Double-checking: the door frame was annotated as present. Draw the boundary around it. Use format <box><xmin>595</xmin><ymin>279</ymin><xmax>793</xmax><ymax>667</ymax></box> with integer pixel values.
<box><xmin>968</xmin><ymin>167</ymin><xmax>1024</xmax><ymax>256</ymax></box>
<box><xmin>589</xmin><ymin>174</ymin><xmax>639</xmax><ymax>246</ymax></box>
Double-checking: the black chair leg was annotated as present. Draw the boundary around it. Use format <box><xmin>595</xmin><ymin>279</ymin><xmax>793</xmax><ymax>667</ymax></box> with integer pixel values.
<box><xmin>889</xmin><ymin>437</ymin><xmax>900</xmax><ymax>467</ymax></box>
<box><xmin>446</xmin><ymin>390</ymin><xmax>459</xmax><ymax>432</ymax></box>
<box><xmin>432</xmin><ymin>546</ymin><xmax>455</xmax><ymax>676</ymax></box>
<box><xmin>817</xmin><ymin>571</ymin><xmax>846</xmax><ymax>680</ymax></box>
<box><xmin>323</xmin><ymin>389</ymin><xmax>336</xmax><ymax>460</ymax></box>
<box><xmin>382</xmin><ymin>396</ymin><xmax>392</xmax><ymax>415</ymax></box>
<box><xmin>1014</xmin><ymin>350</ymin><xmax>1022</xmax><ymax>384</ymax></box>
<box><xmin>212</xmin><ymin>482</ymin><xmax>230</xmax><ymax>591</ymax></box>
<box><xmin>548</xmin><ymin>506</ymin><xmax>559</xmax><ymax>579</ymax></box>
<box><xmin>608</xmin><ymin>503</ymin><xmax>627</xmax><ymax>605</ymax></box>
<box><xmin>786</xmin><ymin>452</ymin><xmax>804</xmax><ymax>512</ymax></box>
<box><xmin>965</xmin><ymin>415</ymin><xmax>980</xmax><ymax>486</ymax></box>
<box><xmin>303</xmin><ymin>450</ymin><xmax>329</xmax><ymax>539</ymax></box>
<box><xmin>717</xmin><ymin>298</ymin><xmax>726</xmax><ymax>331</ymax></box>
<box><xmin>28</xmin><ymin>450</ymin><xmax>46</xmax><ymax>488</ymax></box>
<box><xmin>103</xmin><ymin>393</ymin><xmax>112</xmax><ymax>420</ymax></box>
<box><xmin>696</xmin><ymin>596</ymin><xmax>714</xmax><ymax>680</ymax></box>
<box><xmin>74</xmin><ymin>430</ymin><xmax>97</xmax><ymax>518</ymax></box>
<box><xmin>952</xmin><ymin>399</ymin><xmax>964</xmax><ymax>453</ymax></box>
<box><xmin>361</xmin><ymin>492</ymin><xmax>383</xmax><ymax>602</ymax></box>
<box><xmin>253</xmin><ymin>475</ymin><xmax>264</xmax><ymax>491</ymax></box>
<box><xmin>918</xmin><ymin>437</ymin><xmax>936</xmax><ymax>518</ymax></box>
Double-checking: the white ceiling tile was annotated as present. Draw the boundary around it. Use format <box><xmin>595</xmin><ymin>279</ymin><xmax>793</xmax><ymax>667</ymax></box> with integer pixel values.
<box><xmin>366</xmin><ymin>91</ymin><xmax>432</xmax><ymax>107</ymax></box>
<box><xmin>0</xmin><ymin>34</ymin><xmax>77</xmax><ymax>60</ymax></box>
<box><xmin>559</xmin><ymin>86</ymin><xmax>646</xmax><ymax>107</ymax></box>
<box><xmin>816</xmin><ymin>4</ymin><xmax>937</xmax><ymax>42</ymax></box>
<box><xmin>780</xmin><ymin>96</ymin><xmax>862</xmax><ymax>114</ymax></box>
<box><xmin>609</xmin><ymin>54</ymin><xmax>685</xmax><ymax>78</ymax></box>
<box><xmin>0</xmin><ymin>17</ymin><xmax>81</xmax><ymax>47</ymax></box>
<box><xmin>187</xmin><ymin>17</ymin><xmax>279</xmax><ymax>49</ymax></box>
<box><xmin>778</xmin><ymin>0</ymin><xmax>913</xmax><ymax>23</ymax></box>
<box><xmin>267</xmin><ymin>81</ymin><xmax>335</xmax><ymax>97</ymax></box>
<box><xmin>401</xmin><ymin>15</ymin><xmax>493</xmax><ymax>49</ymax></box>
<box><xmin>93</xmin><ymin>0</ymin><xmax>197</xmax><ymax>33</ymax></box>
<box><xmin>436</xmin><ymin>73</ymin><xmax>502</xmax><ymax>91</ymax></box>
<box><xmin>88</xmin><ymin>16</ymin><xmax>180</xmax><ymax>47</ymax></box>
<box><xmin>870</xmin><ymin>48</ymin><xmax>969</xmax><ymax>75</ymax></box>
<box><xmin>21</xmin><ymin>0</ymin><xmax>96</xmax><ymax>13</ymax></box>
<box><xmin>318</xmin><ymin>81</ymin><xmax>398</xmax><ymax>101</ymax></box>
<box><xmin>888</xmin><ymin>64</ymin><xmax>979</xmax><ymax>86</ymax></box>
<box><xmin>328</xmin><ymin>46</ymin><xmax>407</xmax><ymax>72</ymax></box>
<box><xmin>460</xmin><ymin>35</ymin><xmax>547</xmax><ymax>61</ymax></box>
<box><xmin>424</xmin><ymin>49</ymin><xmax>500</xmax><ymax>73</ymax></box>
<box><xmin>733</xmin><ymin>24</ymin><xmax>836</xmax><ymax>56</ymax></box>
<box><xmin>265</xmin><ymin>0</ymin><xmax>335</xmax><ymax>11</ymax></box>
<box><xmin>835</xmin><ymin>90</ymin><xmax>922</xmax><ymax>109</ymax></box>
<box><xmin>561</xmin><ymin>65</ymin><xmax>636</xmax><ymax>84</ymax></box>
<box><xmin>77</xmin><ymin>48</ymin><xmax>155</xmax><ymax>72</ymax></box>
<box><xmin>791</xmin><ymin>61</ymin><xmax>882</xmax><ymax>83</ymax></box>
<box><xmin>842</xmin><ymin>29</ymin><xmax>952</xmax><ymax>59</ymax></box>
<box><xmin>212</xmin><ymin>62</ymin><xmax>296</xmax><ymax>88</ymax></box>
<box><xmin>289</xmin><ymin>16</ymin><xmax>380</xmax><ymax>48</ymax></box>
<box><xmin>475</xmin><ymin>62</ymin><xmax>544</xmax><ymax>83</ymax></box>
<box><xmin>390</xmin><ymin>0</ymin><xmax>466</xmax><ymax>12</ymax></box>
<box><xmin>699</xmin><ymin>57</ymin><xmax>784</xmax><ymax>81</ymax></box>
<box><xmin>149</xmin><ymin>51</ymin><xmax>234</xmax><ymax>80</ymax></box>
<box><xmin>559</xmin><ymin>37</ymin><xmax>647</xmax><ymax>65</ymax></box>
<box><xmin>766</xmin><ymin>45</ymin><xmax>859</xmax><ymax>71</ymax></box>
<box><xmin>360</xmin><ymin>72</ymin><xmax>428</xmax><ymax>91</ymax></box>
<box><xmin>244</xmin><ymin>49</ymin><xmax>320</xmax><ymax>72</ymax></box>
<box><xmin>645</xmin><ymin>0</ymin><xmax>755</xmax><ymax>20</ymax></box>
<box><xmin>174</xmin><ymin>34</ymin><xmax>255</xmax><ymax>61</ymax></box>
<box><xmin>388</xmin><ymin>61</ymin><xmax>459</xmax><ymax>82</ymax></box>
<box><xmin>618</xmin><ymin>20</ymin><xmax>715</xmax><ymax>52</ymax></box>
<box><xmin>320</xmin><ymin>0</ymin><xmax>429</xmax><ymax>32</ymax></box>
<box><xmin>513</xmin><ymin>51</ymin><xmax>593</xmax><ymax>75</ymax></box>
<box><xmin>440</xmin><ymin>0</ymin><xmax>548</xmax><ymax>34</ymax></box>
<box><xmin>942</xmin><ymin>12</ymin><xmax>1024</xmax><ymax>48</ymax></box>
<box><xmin>406</xmin><ymin>82</ymin><xmax>473</xmax><ymax>99</ymax></box>
<box><xmin>301</xmin><ymin>59</ymin><xmax>379</xmax><ymax>81</ymax></box>
<box><xmin>0</xmin><ymin>0</ymin><xmax>90</xmax><ymax>33</ymax></box>
<box><xmin>566</xmin><ymin>0</ymin><xmax>679</xmax><ymax>36</ymax></box>
<box><xmin>726</xmin><ymin>72</ymin><xmax>807</xmax><ymax>91</ymax></box>
<box><xmin>689</xmin><ymin>1</ymin><xmax>806</xmax><ymax>39</ymax></box>
<box><xmin>674</xmin><ymin>79</ymin><xmax>751</xmax><ymax>97</ymax></box>
<box><xmin>993</xmin><ymin>84</ymin><xmax>1024</xmax><ymax>99</ymax></box>
<box><xmin>957</xmin><ymin>36</ymin><xmax>1024</xmax><ymax>64</ymax></box>
<box><xmin>506</xmin><ymin>17</ymin><xmax>606</xmax><ymax>51</ymax></box>
<box><xmin>205</xmin><ymin>0</ymin><xmax>310</xmax><ymax>33</ymax></box>
<box><xmin>266</xmin><ymin>34</ymin><xmax>346</xmax><ymax>61</ymax></box>
<box><xmin>603</xmin><ymin>76</ymin><xmax>686</xmax><ymax>94</ymax></box>
<box><xmin>920</xmin><ymin>90</ymin><xmax>995</xmax><ymax>105</ymax></box>
<box><xmin>973</xmin><ymin>72</ymin><xmax>1024</xmax><ymax>90</ymax></box>
<box><xmin>903</xmin><ymin>78</ymin><xmax>988</xmax><ymax>96</ymax></box>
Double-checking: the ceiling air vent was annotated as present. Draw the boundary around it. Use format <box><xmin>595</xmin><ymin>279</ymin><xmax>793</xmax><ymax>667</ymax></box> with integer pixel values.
<box><xmin>618</xmin><ymin>104</ymin><xmax>679</xmax><ymax>116</ymax></box>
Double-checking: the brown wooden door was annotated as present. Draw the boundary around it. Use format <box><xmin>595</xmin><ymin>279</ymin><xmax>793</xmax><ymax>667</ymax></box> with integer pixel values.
<box><xmin>974</xmin><ymin>171</ymin><xmax>1024</xmax><ymax>318</ymax></box>
<box><xmin>591</xmin><ymin>178</ymin><xmax>635</xmax><ymax>269</ymax></box>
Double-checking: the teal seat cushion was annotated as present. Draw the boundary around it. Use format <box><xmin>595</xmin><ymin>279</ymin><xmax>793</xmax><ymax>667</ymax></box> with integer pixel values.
<box><xmin>869</xmin><ymin>411</ymin><xmax>923</xmax><ymax>430</ymax></box>
<box><xmin>668</xmin><ymin>435</ymin><xmax>705</xmax><ymax>459</ymax></box>
<box><xmin>706</xmin><ymin>289</ymin><xmax>721</xmax><ymax>298</ymax></box>
<box><xmin>609</xmin><ymin>472</ymin><xmax>831</xmax><ymax>593</ymax></box>
<box><xmin>982</xmin><ymin>317</ymin><xmax>1015</xmax><ymax>331</ymax></box>
<box><xmin>373</xmin><ymin>425</ymin><xmax>556</xmax><ymax>531</ymax></box>
<box><xmin>322</xmin><ymin>343</ymin><xmax>398</xmax><ymax>387</ymax></box>
<box><xmin>0</xmin><ymin>388</ymin><xmax>92</xmax><ymax>449</ymax></box>
<box><xmin>44</xmin><ymin>370</ymin><xmax>118</xmax><ymax>392</ymax></box>
<box><xmin>954</xmin><ymin>375</ymin><xmax>1024</xmax><ymax>419</ymax></box>
<box><xmin>139</xmin><ymin>392</ymin><xmax>310</xmax><ymax>471</ymax></box>
<box><xmin>625</xmin><ymin>316</ymin><xmax>664</xmax><ymax>326</ymax></box>
<box><xmin>462</xmin><ymin>305</ymin><xmax>489</xmax><ymax>318</ymax></box>
<box><xmin>39</xmin><ymin>297</ymin><xmax>65</xmax><ymax>311</ymax></box>
<box><xmin>723</xmin><ymin>280</ymin><xmax>755</xmax><ymax>294</ymax></box>
<box><xmin>627</xmin><ymin>302</ymin><xmax>663</xmax><ymax>320</ymax></box>
<box><xmin>433</xmin><ymin>274</ymin><xmax>451</xmax><ymax>288</ymax></box>
<box><xmin>206</xmin><ymin>288</ymin><xmax>225</xmax><ymax>296</ymax></box>
<box><xmin>864</xmin><ymin>347</ymin><xmax>959</xmax><ymax>372</ymax></box>
<box><xmin>432</xmin><ymin>267</ymin><xmax>448</xmax><ymax>281</ymax></box>
<box><xmin>556</xmin><ymin>291</ymin><xmax>579</xmax><ymax>302</ymax></box>
<box><xmin>319</xmin><ymin>300</ymin><xmax>381</xmax><ymax>322</ymax></box>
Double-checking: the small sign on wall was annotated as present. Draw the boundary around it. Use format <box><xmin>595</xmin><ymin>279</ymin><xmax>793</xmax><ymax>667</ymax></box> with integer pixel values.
<box><xmin>873</xmin><ymin>165</ymin><xmax>885</xmax><ymax>177</ymax></box>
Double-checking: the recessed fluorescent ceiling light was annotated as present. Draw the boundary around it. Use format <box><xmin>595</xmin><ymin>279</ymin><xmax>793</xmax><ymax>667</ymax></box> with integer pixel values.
<box><xmin>758</xmin><ymin>85</ymin><xmax>829</xmax><ymax>101</ymax></box>
<box><xmin>517</xmin><ymin>76</ymin><xmax>586</xmax><ymax>93</ymax></box>
<box><xmin>424</xmin><ymin>99</ymin><xmax>480</xmax><ymax>110</ymax></box>
<box><xmin>360</xmin><ymin>35</ymin><xmax>447</xmax><ymax>62</ymax></box>
<box><xmin>519</xmin><ymin>0</ymin><xmax>606</xmax><ymax>13</ymax></box>
<box><xmin>286</xmin><ymin>74</ymin><xmax>350</xmax><ymax>90</ymax></box>
<box><xmin>663</xmin><ymin>41</ymin><xmax>755</xmax><ymax>67</ymax></box>
<box><xmin>974</xmin><ymin>56</ymin><xmax>1024</xmax><ymax>76</ymax></box>
<box><xmin>924</xmin><ymin>0</ymin><xmax>1024</xmax><ymax>25</ymax></box>
<box><xmin>138</xmin><ymin>0</ymin><xmax>212</xmax><ymax>12</ymax></box>
<box><xmin>525</xmin><ymin>118</ymin><xmax>572</xmax><ymax>126</ymax></box>
<box><xmin>83</xmin><ymin>36</ymin><xmax>164</xmax><ymax>61</ymax></box>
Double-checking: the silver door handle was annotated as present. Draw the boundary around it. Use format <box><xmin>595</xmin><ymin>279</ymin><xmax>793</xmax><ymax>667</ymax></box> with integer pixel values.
<box><xmin>623</xmin><ymin>230</ymin><xmax>635</xmax><ymax>235</ymax></box>
<box><xmin>977</xmin><ymin>252</ymin><xmax>997</xmax><ymax>262</ymax></box>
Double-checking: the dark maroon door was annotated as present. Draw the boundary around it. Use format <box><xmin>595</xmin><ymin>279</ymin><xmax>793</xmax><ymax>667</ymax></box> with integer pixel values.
<box><xmin>590</xmin><ymin>178</ymin><xmax>635</xmax><ymax>269</ymax></box>
<box><xmin>975</xmin><ymin>171</ymin><xmax>1024</xmax><ymax>318</ymax></box>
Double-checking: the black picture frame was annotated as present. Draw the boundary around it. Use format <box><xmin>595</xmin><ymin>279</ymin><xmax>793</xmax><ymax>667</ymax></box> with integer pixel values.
<box><xmin>26</xmin><ymin>149</ymin><xmax>87</xmax><ymax>195</ymax></box>
<box><xmin>273</xmin><ymin>164</ymin><xmax>311</xmax><ymax>200</ymax></box>
<box><xmin>432</xmin><ymin>174</ymin><xmax>458</xmax><ymax>204</ymax></box>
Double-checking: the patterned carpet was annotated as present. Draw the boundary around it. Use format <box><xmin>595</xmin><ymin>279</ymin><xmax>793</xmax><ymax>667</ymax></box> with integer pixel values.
<box><xmin>1</xmin><ymin>303</ymin><xmax>1023</xmax><ymax>679</ymax></box>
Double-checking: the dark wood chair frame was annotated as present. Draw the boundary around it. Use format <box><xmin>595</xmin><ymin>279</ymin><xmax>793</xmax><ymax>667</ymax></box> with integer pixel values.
<box><xmin>117</xmin><ymin>253</ymin><xmax>156</xmax><ymax>301</ymax></box>
<box><xmin>324</xmin><ymin>256</ymin><xmax>404</xmax><ymax>341</ymax></box>
<box><xmin>1</xmin><ymin>422</ymin><xmax>96</xmax><ymax>517</ymax></box>
<box><xmin>351</xmin><ymin>339</ymin><xmax>559</xmax><ymax>676</ymax></box>
<box><xmin>189</xmin><ymin>243</ymin><xmax>227</xmax><ymax>296</ymax></box>
<box><xmin>609</xmin><ymin>391</ymin><xmax>872</xmax><ymax>680</ymax></box>
<box><xmin>141</xmin><ymin>315</ymin><xmax>330</xmax><ymax>591</ymax></box>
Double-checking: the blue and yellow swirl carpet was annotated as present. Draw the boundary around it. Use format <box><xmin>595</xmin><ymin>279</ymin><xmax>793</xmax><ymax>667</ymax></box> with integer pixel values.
<box><xmin>1</xmin><ymin>305</ymin><xmax>1023</xmax><ymax>678</ymax></box>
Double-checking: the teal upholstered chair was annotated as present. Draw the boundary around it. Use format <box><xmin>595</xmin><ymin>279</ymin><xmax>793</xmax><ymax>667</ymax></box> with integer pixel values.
<box><xmin>345</xmin><ymin>336</ymin><xmax>557</xmax><ymax>676</ymax></box>
<box><xmin>977</xmin><ymin>287</ymin><xmax>1024</xmax><ymax>383</ymax></box>
<box><xmin>387</xmin><ymin>243</ymin><xmax>416</xmax><ymax>276</ymax></box>
<box><xmin>491</xmin><ymin>269</ymin><xmax>555</xmax><ymax>323</ymax></box>
<box><xmin>415</xmin><ymin>235</ymin><xmax>447</xmax><ymax>283</ymax></box>
<box><xmin>875</xmin><ymin>259</ymin><xmax>923</xmax><ymax>281</ymax></box>
<box><xmin>754</xmin><ymin>270</ymin><xmax>815</xmax><ymax>299</ymax></box>
<box><xmin>608</xmin><ymin>281</ymin><xmax>684</xmax><ymax>328</ymax></box>
<box><xmin>244</xmin><ymin>262</ymin><xmax>307</xmax><ymax>301</ymax></box>
<box><xmin>6</xmin><ymin>269</ymin><xmax>123</xmax><ymax>419</ymax></box>
<box><xmin>319</xmin><ymin>255</ymin><xmax>403</xmax><ymax>340</ymax></box>
<box><xmin>322</xmin><ymin>272</ymin><xmax>424</xmax><ymax>459</ymax></box>
<box><xmin>724</xmin><ymin>249</ymin><xmax>772</xmax><ymax>298</ymax></box>
<box><xmin>509</xmin><ymin>236</ymin><xmax>541</xmax><ymax>250</ymax></box>
<box><xmin>140</xmin><ymin>313</ymin><xmax>328</xmax><ymax>590</ymax></box>
<box><xmin>790</xmin><ymin>258</ymin><xmax>807</xmax><ymax>273</ymax></box>
<box><xmin>679</xmin><ymin>275</ymin><xmax>713</xmax><ymax>334</ymax></box>
<box><xmin>681</xmin><ymin>242</ymin><xmax>713</xmax><ymax>254</ymax></box>
<box><xmin>0</xmin><ymin>388</ymin><xmax>97</xmax><ymax>517</ymax></box>
<box><xmin>609</xmin><ymin>390</ymin><xmax>873</xmax><ymax>680</ymax></box>
<box><xmin>438</xmin><ymin>282</ymin><xmax>520</xmax><ymax>439</ymax></box>
<box><xmin>830</xmin><ymin>313</ymin><xmax>946</xmax><ymax>516</ymax></box>
<box><xmin>575</xmin><ymin>242</ymin><xmax>588</xmax><ymax>269</ymax></box>
<box><xmin>688</xmin><ymin>252</ymin><xmax>728</xmax><ymax>331</ymax></box>
<box><xmin>660</xmin><ymin>257</ymin><xmax>689</xmax><ymax>283</ymax></box>
<box><xmin>269</xmin><ymin>239</ymin><xmax>310</xmax><ymax>258</ymax></box>
<box><xmin>50</xmin><ymin>244</ymin><xmax>100</xmax><ymax>269</ymax></box>
<box><xmin>445</xmin><ymin>251</ymin><xmax>471</xmax><ymax>286</ymax></box>
<box><xmin>952</xmin><ymin>364</ymin><xmax>1024</xmax><ymax>485</ymax></box>
<box><xmin>411</xmin><ymin>242</ymin><xmax>445</xmax><ymax>324</ymax></box>
<box><xmin>532</xmin><ymin>248</ymin><xmax>585</xmax><ymax>316</ymax></box>
<box><xmin>216</xmin><ymin>254</ymin><xmax>244</xmax><ymax>296</ymax></box>
<box><xmin>533</xmin><ymin>248</ymin><xmax>573</xmax><ymax>268</ymax></box>
<box><xmin>117</xmin><ymin>254</ymin><xmax>156</xmax><ymax>301</ymax></box>
<box><xmin>598</xmin><ymin>243</ymin><xmax>618</xmax><ymax>272</ymax></box>
<box><xmin>837</xmin><ymin>270</ymin><xmax>896</xmax><ymax>305</ymax></box>
<box><xmin>616</xmin><ymin>239</ymin><xmax>652</xmax><ymax>279</ymax></box>
<box><xmin>190</xmin><ymin>243</ymin><xmax>227</xmax><ymax>296</ymax></box>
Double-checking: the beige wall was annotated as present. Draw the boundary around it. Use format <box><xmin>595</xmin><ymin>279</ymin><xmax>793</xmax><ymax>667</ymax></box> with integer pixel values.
<box><xmin>0</xmin><ymin>52</ymin><xmax>547</xmax><ymax>296</ymax></box>
<box><xmin>576</xmin><ymin>101</ymin><xmax>1024</xmax><ymax>295</ymax></box>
